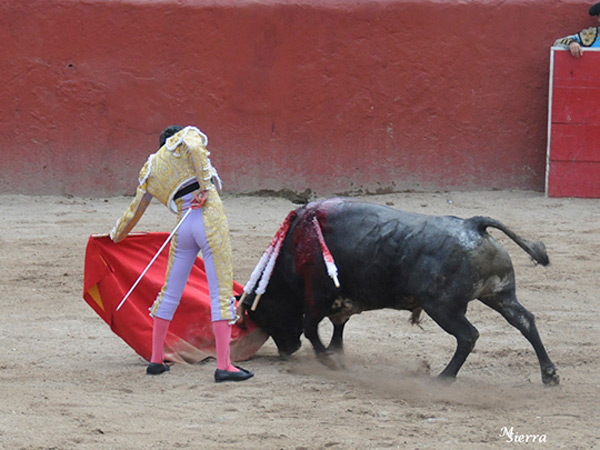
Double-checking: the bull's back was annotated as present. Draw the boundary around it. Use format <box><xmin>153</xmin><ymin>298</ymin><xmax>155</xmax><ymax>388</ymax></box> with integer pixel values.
<box><xmin>311</xmin><ymin>200</ymin><xmax>504</xmax><ymax>309</ymax></box>
<box><xmin>323</xmin><ymin>200</ymin><xmax>472</xmax><ymax>265</ymax></box>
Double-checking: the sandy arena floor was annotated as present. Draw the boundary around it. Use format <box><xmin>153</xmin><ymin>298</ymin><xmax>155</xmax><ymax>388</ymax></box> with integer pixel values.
<box><xmin>0</xmin><ymin>190</ymin><xmax>598</xmax><ymax>449</ymax></box>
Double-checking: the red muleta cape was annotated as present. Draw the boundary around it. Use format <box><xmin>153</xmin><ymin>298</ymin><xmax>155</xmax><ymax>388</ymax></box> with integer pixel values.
<box><xmin>83</xmin><ymin>232</ymin><xmax>267</xmax><ymax>364</ymax></box>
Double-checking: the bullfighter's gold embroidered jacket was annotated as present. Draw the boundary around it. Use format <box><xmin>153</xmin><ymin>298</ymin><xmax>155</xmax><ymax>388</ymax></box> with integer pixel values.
<box><xmin>110</xmin><ymin>126</ymin><xmax>221</xmax><ymax>242</ymax></box>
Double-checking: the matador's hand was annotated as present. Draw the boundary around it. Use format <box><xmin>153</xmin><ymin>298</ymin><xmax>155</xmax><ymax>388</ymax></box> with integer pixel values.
<box><xmin>191</xmin><ymin>190</ymin><xmax>208</xmax><ymax>208</ymax></box>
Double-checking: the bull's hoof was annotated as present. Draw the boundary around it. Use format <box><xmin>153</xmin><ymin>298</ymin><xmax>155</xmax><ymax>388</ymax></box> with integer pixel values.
<box><xmin>436</xmin><ymin>373</ymin><xmax>457</xmax><ymax>385</ymax></box>
<box><xmin>317</xmin><ymin>352</ymin><xmax>345</xmax><ymax>370</ymax></box>
<box><xmin>542</xmin><ymin>367</ymin><xmax>560</xmax><ymax>386</ymax></box>
<box><xmin>326</xmin><ymin>344</ymin><xmax>345</xmax><ymax>355</ymax></box>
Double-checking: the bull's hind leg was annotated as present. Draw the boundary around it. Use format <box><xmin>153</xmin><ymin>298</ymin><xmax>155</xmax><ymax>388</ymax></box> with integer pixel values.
<box><xmin>480</xmin><ymin>292</ymin><xmax>559</xmax><ymax>385</ymax></box>
<box><xmin>422</xmin><ymin>303</ymin><xmax>480</xmax><ymax>381</ymax></box>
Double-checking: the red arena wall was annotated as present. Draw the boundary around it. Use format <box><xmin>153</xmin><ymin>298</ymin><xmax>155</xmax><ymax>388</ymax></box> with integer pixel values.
<box><xmin>0</xmin><ymin>0</ymin><xmax>593</xmax><ymax>196</ymax></box>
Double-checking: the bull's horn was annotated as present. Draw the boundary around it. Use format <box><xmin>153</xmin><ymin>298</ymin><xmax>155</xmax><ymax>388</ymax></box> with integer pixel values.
<box><xmin>250</xmin><ymin>294</ymin><xmax>262</xmax><ymax>311</ymax></box>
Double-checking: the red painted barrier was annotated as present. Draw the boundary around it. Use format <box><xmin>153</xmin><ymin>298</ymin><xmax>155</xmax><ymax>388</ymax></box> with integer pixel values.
<box><xmin>0</xmin><ymin>0</ymin><xmax>594</xmax><ymax>196</ymax></box>
<box><xmin>547</xmin><ymin>48</ymin><xmax>600</xmax><ymax>198</ymax></box>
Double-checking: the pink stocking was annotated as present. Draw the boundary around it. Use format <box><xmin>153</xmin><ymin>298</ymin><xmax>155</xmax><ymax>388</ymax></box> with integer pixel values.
<box><xmin>212</xmin><ymin>320</ymin><xmax>239</xmax><ymax>372</ymax></box>
<box><xmin>150</xmin><ymin>317</ymin><xmax>170</xmax><ymax>364</ymax></box>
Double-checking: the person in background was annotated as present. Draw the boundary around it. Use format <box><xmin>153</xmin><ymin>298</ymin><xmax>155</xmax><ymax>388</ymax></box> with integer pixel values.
<box><xmin>110</xmin><ymin>125</ymin><xmax>253</xmax><ymax>382</ymax></box>
<box><xmin>555</xmin><ymin>2</ymin><xmax>600</xmax><ymax>58</ymax></box>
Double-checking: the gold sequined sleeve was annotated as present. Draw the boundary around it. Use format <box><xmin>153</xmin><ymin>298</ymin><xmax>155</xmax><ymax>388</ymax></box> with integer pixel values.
<box><xmin>110</xmin><ymin>186</ymin><xmax>153</xmax><ymax>243</ymax></box>
<box><xmin>188</xmin><ymin>141</ymin><xmax>214</xmax><ymax>191</ymax></box>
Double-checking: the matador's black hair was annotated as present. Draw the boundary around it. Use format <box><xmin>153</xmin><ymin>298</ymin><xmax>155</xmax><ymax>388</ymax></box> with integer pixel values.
<box><xmin>159</xmin><ymin>125</ymin><xmax>184</xmax><ymax>148</ymax></box>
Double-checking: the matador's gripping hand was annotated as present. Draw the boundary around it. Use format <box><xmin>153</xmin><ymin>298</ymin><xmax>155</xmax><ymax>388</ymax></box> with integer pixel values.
<box><xmin>190</xmin><ymin>190</ymin><xmax>208</xmax><ymax>209</ymax></box>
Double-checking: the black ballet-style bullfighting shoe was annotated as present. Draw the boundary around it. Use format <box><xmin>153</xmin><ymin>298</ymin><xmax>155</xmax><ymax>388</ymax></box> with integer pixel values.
<box><xmin>146</xmin><ymin>362</ymin><xmax>171</xmax><ymax>375</ymax></box>
<box><xmin>214</xmin><ymin>367</ymin><xmax>254</xmax><ymax>383</ymax></box>
<box><xmin>233</xmin><ymin>365</ymin><xmax>252</xmax><ymax>374</ymax></box>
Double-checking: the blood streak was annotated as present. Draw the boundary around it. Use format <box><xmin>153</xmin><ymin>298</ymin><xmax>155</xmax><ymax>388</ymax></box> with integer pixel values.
<box><xmin>292</xmin><ymin>199</ymin><xmax>344</xmax><ymax>311</ymax></box>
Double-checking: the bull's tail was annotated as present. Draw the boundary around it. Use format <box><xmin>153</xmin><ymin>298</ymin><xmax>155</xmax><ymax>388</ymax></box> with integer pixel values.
<box><xmin>467</xmin><ymin>216</ymin><xmax>550</xmax><ymax>266</ymax></box>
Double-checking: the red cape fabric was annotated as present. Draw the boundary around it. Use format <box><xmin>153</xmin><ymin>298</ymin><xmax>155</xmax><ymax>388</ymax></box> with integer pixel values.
<box><xmin>83</xmin><ymin>233</ymin><xmax>267</xmax><ymax>363</ymax></box>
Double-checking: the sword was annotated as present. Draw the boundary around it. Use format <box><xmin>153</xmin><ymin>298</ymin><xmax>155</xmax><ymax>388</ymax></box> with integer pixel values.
<box><xmin>116</xmin><ymin>207</ymin><xmax>193</xmax><ymax>311</ymax></box>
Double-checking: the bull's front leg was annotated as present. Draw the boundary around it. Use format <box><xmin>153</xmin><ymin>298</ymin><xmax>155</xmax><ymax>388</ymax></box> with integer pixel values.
<box><xmin>327</xmin><ymin>320</ymin><xmax>347</xmax><ymax>353</ymax></box>
<box><xmin>304</xmin><ymin>313</ymin><xmax>344</xmax><ymax>370</ymax></box>
<box><xmin>303</xmin><ymin>313</ymin><xmax>327</xmax><ymax>352</ymax></box>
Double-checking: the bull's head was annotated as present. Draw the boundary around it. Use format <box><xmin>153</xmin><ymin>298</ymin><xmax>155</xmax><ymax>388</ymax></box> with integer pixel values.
<box><xmin>239</xmin><ymin>291</ymin><xmax>303</xmax><ymax>356</ymax></box>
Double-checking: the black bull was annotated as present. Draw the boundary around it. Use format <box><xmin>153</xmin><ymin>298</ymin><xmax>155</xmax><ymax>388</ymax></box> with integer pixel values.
<box><xmin>240</xmin><ymin>198</ymin><xmax>559</xmax><ymax>385</ymax></box>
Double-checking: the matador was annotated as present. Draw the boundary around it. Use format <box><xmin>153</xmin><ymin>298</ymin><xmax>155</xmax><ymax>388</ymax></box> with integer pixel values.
<box><xmin>110</xmin><ymin>125</ymin><xmax>253</xmax><ymax>382</ymax></box>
